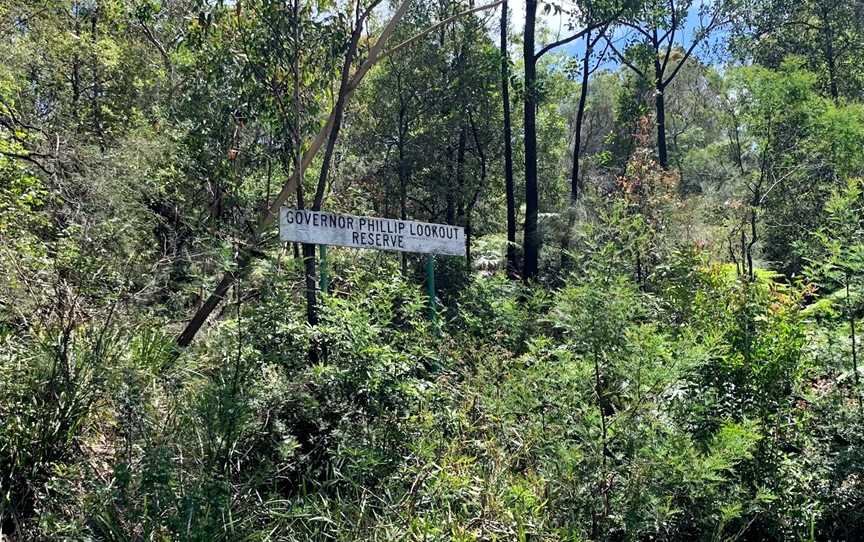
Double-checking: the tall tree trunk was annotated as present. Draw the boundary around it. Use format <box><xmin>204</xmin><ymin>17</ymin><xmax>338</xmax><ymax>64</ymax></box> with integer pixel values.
<box><xmin>562</xmin><ymin>31</ymin><xmax>592</xmax><ymax>272</ymax></box>
<box><xmin>90</xmin><ymin>4</ymin><xmax>104</xmax><ymax>152</ymax></box>
<box><xmin>293</xmin><ymin>0</ymin><xmax>318</xmax><ymax>332</ymax></box>
<box><xmin>653</xmin><ymin>56</ymin><xmax>668</xmax><ymax>169</ymax></box>
<box><xmin>571</xmin><ymin>30</ymin><xmax>591</xmax><ymax>203</ymax></box>
<box><xmin>302</xmin><ymin>244</ymin><xmax>318</xmax><ymax>325</ymax></box>
<box><xmin>522</xmin><ymin>0</ymin><xmax>539</xmax><ymax>279</ymax></box>
<box><xmin>819</xmin><ymin>4</ymin><xmax>839</xmax><ymax>101</ymax></box>
<box><xmin>296</xmin><ymin>176</ymin><xmax>319</xmax><ymax>328</ymax></box>
<box><xmin>500</xmin><ymin>0</ymin><xmax>517</xmax><ymax>278</ymax></box>
<box><xmin>455</xmin><ymin>124</ymin><xmax>467</xmax><ymax>224</ymax></box>
<box><xmin>397</xmin><ymin>116</ymin><xmax>408</xmax><ymax>277</ymax></box>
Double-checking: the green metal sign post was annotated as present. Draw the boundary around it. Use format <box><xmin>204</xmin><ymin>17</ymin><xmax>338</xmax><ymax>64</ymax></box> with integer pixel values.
<box><xmin>426</xmin><ymin>254</ymin><xmax>437</xmax><ymax>325</ymax></box>
<box><xmin>319</xmin><ymin>244</ymin><xmax>329</xmax><ymax>295</ymax></box>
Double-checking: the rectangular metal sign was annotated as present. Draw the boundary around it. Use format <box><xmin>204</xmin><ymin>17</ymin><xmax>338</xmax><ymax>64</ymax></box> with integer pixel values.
<box><xmin>279</xmin><ymin>208</ymin><xmax>466</xmax><ymax>256</ymax></box>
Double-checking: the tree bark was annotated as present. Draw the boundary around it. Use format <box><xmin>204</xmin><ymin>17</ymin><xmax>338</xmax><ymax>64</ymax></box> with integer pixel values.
<box><xmin>653</xmin><ymin>51</ymin><xmax>668</xmax><ymax>169</ymax></box>
<box><xmin>818</xmin><ymin>4</ymin><xmax>839</xmax><ymax>101</ymax></box>
<box><xmin>90</xmin><ymin>4</ymin><xmax>104</xmax><ymax>152</ymax></box>
<box><xmin>398</xmin><ymin>126</ymin><xmax>409</xmax><ymax>276</ymax></box>
<box><xmin>522</xmin><ymin>0</ymin><xmax>539</xmax><ymax>279</ymax></box>
<box><xmin>295</xmin><ymin>177</ymin><xmax>318</xmax><ymax>328</ymax></box>
<box><xmin>571</xmin><ymin>30</ymin><xmax>591</xmax><ymax>203</ymax></box>
<box><xmin>500</xmin><ymin>0</ymin><xmax>517</xmax><ymax>278</ymax></box>
<box><xmin>562</xmin><ymin>31</ymin><xmax>592</xmax><ymax>272</ymax></box>
<box><xmin>176</xmin><ymin>249</ymin><xmax>255</xmax><ymax>347</ymax></box>
<box><xmin>293</xmin><ymin>0</ymin><xmax>318</xmax><ymax>330</ymax></box>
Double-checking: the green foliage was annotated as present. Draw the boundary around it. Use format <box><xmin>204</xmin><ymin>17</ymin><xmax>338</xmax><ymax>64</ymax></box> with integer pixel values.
<box><xmin>721</xmin><ymin>58</ymin><xmax>864</xmax><ymax>275</ymax></box>
<box><xmin>3</xmin><ymin>0</ymin><xmax>864</xmax><ymax>539</ymax></box>
<box><xmin>0</xmin><ymin>325</ymin><xmax>114</xmax><ymax>535</ymax></box>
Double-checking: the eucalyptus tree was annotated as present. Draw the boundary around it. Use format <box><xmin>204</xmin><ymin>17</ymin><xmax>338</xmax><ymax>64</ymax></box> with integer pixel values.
<box><xmin>733</xmin><ymin>0</ymin><xmax>864</xmax><ymax>101</ymax></box>
<box><xmin>560</xmin><ymin>20</ymin><xmax>614</xmax><ymax>271</ymax></box>
<box><xmin>604</xmin><ymin>0</ymin><xmax>735</xmax><ymax>169</ymax></box>
<box><xmin>348</xmin><ymin>0</ymin><xmax>501</xmax><ymax>272</ymax></box>
<box><xmin>500</xmin><ymin>0</ymin><xmax>517</xmax><ymax>276</ymax></box>
<box><xmin>173</xmin><ymin>0</ymin><xmax>380</xmax><ymax>344</ymax></box>
<box><xmin>522</xmin><ymin>0</ymin><xmax>633</xmax><ymax>279</ymax></box>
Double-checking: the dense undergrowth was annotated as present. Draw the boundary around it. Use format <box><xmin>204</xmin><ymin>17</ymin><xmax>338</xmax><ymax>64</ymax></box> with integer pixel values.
<box><xmin>3</xmin><ymin>239</ymin><xmax>863</xmax><ymax>540</ymax></box>
<box><xmin>3</xmin><ymin>2</ymin><xmax>864</xmax><ymax>538</ymax></box>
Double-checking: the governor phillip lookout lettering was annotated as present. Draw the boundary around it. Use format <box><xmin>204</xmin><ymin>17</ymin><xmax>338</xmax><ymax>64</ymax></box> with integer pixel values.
<box><xmin>279</xmin><ymin>209</ymin><xmax>466</xmax><ymax>256</ymax></box>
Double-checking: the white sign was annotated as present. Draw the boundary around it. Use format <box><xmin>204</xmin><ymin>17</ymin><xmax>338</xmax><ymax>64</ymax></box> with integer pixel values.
<box><xmin>279</xmin><ymin>209</ymin><xmax>465</xmax><ymax>256</ymax></box>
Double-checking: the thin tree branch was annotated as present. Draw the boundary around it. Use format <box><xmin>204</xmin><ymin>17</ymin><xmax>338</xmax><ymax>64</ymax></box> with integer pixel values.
<box><xmin>381</xmin><ymin>0</ymin><xmax>504</xmax><ymax>59</ymax></box>
<box><xmin>659</xmin><ymin>0</ymin><xmax>677</xmax><ymax>75</ymax></box>
<box><xmin>535</xmin><ymin>16</ymin><xmax>618</xmax><ymax>60</ymax></box>
<box><xmin>0</xmin><ymin>149</ymin><xmax>54</xmax><ymax>175</ymax></box>
<box><xmin>603</xmin><ymin>33</ymin><xmax>647</xmax><ymax>79</ymax></box>
<box><xmin>617</xmin><ymin>20</ymin><xmax>653</xmax><ymax>41</ymax></box>
<box><xmin>662</xmin><ymin>7</ymin><xmax>726</xmax><ymax>86</ymax></box>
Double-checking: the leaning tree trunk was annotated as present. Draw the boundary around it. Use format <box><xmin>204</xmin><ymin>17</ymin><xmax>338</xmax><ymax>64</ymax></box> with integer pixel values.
<box><xmin>571</xmin><ymin>30</ymin><xmax>591</xmax><ymax>203</ymax></box>
<box><xmin>174</xmin><ymin>0</ymin><xmax>503</xmax><ymax>349</ymax></box>
<box><xmin>175</xmin><ymin>0</ymin><xmax>411</xmax><ymax>349</ymax></box>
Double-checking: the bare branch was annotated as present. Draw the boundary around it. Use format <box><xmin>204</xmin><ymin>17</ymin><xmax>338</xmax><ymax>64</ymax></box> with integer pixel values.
<box><xmin>0</xmin><ymin>148</ymin><xmax>54</xmax><ymax>176</ymax></box>
<box><xmin>535</xmin><ymin>13</ymin><xmax>621</xmax><ymax>61</ymax></box>
<box><xmin>382</xmin><ymin>0</ymin><xmax>504</xmax><ymax>59</ymax></box>
<box><xmin>662</xmin><ymin>5</ymin><xmax>727</xmax><ymax>86</ymax></box>
<box><xmin>603</xmin><ymin>33</ymin><xmax>647</xmax><ymax>79</ymax></box>
<box><xmin>617</xmin><ymin>20</ymin><xmax>654</xmax><ymax>41</ymax></box>
<box><xmin>659</xmin><ymin>0</ymin><xmax>677</xmax><ymax>75</ymax></box>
